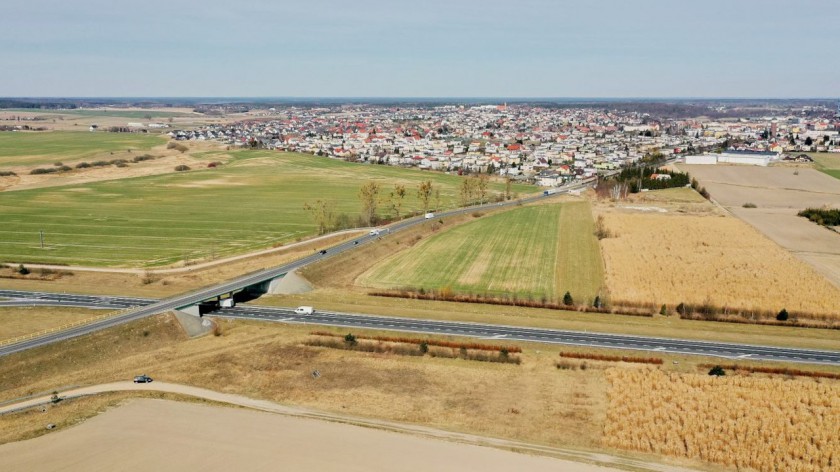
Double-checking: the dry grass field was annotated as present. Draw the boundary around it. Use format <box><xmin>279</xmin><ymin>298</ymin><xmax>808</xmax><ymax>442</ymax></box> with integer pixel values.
<box><xmin>0</xmin><ymin>314</ymin><xmax>610</xmax><ymax>455</ymax></box>
<box><xmin>597</xmin><ymin>189</ymin><xmax>840</xmax><ymax>317</ymax></box>
<box><xmin>679</xmin><ymin>164</ymin><xmax>840</xmax><ymax>289</ymax></box>
<box><xmin>0</xmin><ymin>306</ymin><xmax>105</xmax><ymax>341</ymax></box>
<box><xmin>603</xmin><ymin>368</ymin><xmax>840</xmax><ymax>471</ymax></box>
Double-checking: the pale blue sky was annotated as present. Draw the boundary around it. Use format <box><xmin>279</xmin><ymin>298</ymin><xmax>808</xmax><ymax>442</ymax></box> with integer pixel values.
<box><xmin>1</xmin><ymin>0</ymin><xmax>838</xmax><ymax>97</ymax></box>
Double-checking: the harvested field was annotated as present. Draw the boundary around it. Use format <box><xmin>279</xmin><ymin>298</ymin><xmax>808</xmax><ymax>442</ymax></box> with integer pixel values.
<box><xmin>604</xmin><ymin>368</ymin><xmax>840</xmax><ymax>471</ymax></box>
<box><xmin>359</xmin><ymin>201</ymin><xmax>604</xmax><ymax>302</ymax></box>
<box><xmin>680</xmin><ymin>164</ymin><xmax>840</xmax><ymax>288</ymax></box>
<box><xmin>598</xmin><ymin>210</ymin><xmax>840</xmax><ymax>317</ymax></box>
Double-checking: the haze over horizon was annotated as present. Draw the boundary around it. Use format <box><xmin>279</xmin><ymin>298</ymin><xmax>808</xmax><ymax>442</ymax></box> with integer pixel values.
<box><xmin>2</xmin><ymin>0</ymin><xmax>838</xmax><ymax>98</ymax></box>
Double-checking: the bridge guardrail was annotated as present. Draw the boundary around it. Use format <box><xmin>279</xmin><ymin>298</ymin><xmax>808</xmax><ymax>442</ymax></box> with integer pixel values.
<box><xmin>0</xmin><ymin>307</ymin><xmax>135</xmax><ymax>348</ymax></box>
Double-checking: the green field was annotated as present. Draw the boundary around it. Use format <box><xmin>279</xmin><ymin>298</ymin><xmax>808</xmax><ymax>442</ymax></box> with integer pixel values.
<box><xmin>0</xmin><ymin>151</ymin><xmax>532</xmax><ymax>267</ymax></box>
<box><xmin>809</xmin><ymin>152</ymin><xmax>840</xmax><ymax>180</ymax></box>
<box><xmin>0</xmin><ymin>131</ymin><xmax>166</xmax><ymax>168</ymax></box>
<box><xmin>358</xmin><ymin>201</ymin><xmax>604</xmax><ymax>302</ymax></box>
<box><xmin>3</xmin><ymin>108</ymin><xmax>192</xmax><ymax>119</ymax></box>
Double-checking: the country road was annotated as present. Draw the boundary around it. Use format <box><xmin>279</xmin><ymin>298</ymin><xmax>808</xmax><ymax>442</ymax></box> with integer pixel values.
<box><xmin>0</xmin><ymin>381</ymin><xmax>694</xmax><ymax>472</ymax></box>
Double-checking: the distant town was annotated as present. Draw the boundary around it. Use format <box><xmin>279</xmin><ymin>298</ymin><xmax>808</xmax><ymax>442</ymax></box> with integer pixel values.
<box><xmin>154</xmin><ymin>101</ymin><xmax>840</xmax><ymax>186</ymax></box>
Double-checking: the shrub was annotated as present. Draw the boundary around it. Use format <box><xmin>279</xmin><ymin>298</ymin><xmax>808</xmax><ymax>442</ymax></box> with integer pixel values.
<box><xmin>776</xmin><ymin>308</ymin><xmax>789</xmax><ymax>321</ymax></box>
<box><xmin>659</xmin><ymin>304</ymin><xmax>668</xmax><ymax>316</ymax></box>
<box><xmin>708</xmin><ymin>365</ymin><xmax>726</xmax><ymax>376</ymax></box>
<box><xmin>58</xmin><ymin>165</ymin><xmax>72</xmax><ymax>172</ymax></box>
<box><xmin>167</xmin><ymin>141</ymin><xmax>178</xmax><ymax>149</ymax></box>
<box><xmin>174</xmin><ymin>165</ymin><xmax>190</xmax><ymax>171</ymax></box>
<box><xmin>17</xmin><ymin>264</ymin><xmax>29</xmax><ymax>275</ymax></box>
<box><xmin>344</xmin><ymin>333</ymin><xmax>357</xmax><ymax>346</ymax></box>
<box><xmin>75</xmin><ymin>162</ymin><xmax>91</xmax><ymax>169</ymax></box>
<box><xmin>742</xmin><ymin>202</ymin><xmax>757</xmax><ymax>208</ymax></box>
<box><xmin>30</xmin><ymin>167</ymin><xmax>56</xmax><ymax>175</ymax></box>
<box><xmin>91</xmin><ymin>160</ymin><xmax>109</xmax><ymax>167</ymax></box>
<box><xmin>0</xmin><ymin>171</ymin><xmax>16</xmax><ymax>176</ymax></box>
<box><xmin>53</xmin><ymin>161</ymin><xmax>63</xmax><ymax>166</ymax></box>
<box><xmin>563</xmin><ymin>291</ymin><xmax>574</xmax><ymax>306</ymax></box>
<box><xmin>213</xmin><ymin>322</ymin><xmax>223</xmax><ymax>337</ymax></box>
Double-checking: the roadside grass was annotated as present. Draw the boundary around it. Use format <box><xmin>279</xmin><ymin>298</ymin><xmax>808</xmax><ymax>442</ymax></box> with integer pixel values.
<box><xmin>0</xmin><ymin>151</ymin><xmax>531</xmax><ymax>267</ymax></box>
<box><xmin>0</xmin><ymin>131</ymin><xmax>166</xmax><ymax>168</ymax></box>
<box><xmin>0</xmin><ymin>307</ymin><xmax>106</xmax><ymax>342</ymax></box>
<box><xmin>359</xmin><ymin>201</ymin><xmax>604</xmax><ymax>302</ymax></box>
<box><xmin>254</xmin><ymin>289</ymin><xmax>840</xmax><ymax>352</ymax></box>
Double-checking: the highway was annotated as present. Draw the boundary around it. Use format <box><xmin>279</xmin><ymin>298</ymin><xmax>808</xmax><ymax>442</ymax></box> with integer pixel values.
<box><xmin>2</xmin><ymin>289</ymin><xmax>838</xmax><ymax>365</ymax></box>
<box><xmin>0</xmin><ymin>186</ymin><xmax>579</xmax><ymax>357</ymax></box>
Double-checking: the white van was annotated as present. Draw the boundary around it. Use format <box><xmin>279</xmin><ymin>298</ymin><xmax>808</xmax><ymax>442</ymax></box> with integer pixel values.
<box><xmin>294</xmin><ymin>306</ymin><xmax>314</xmax><ymax>315</ymax></box>
<box><xmin>369</xmin><ymin>229</ymin><xmax>380</xmax><ymax>236</ymax></box>
<box><xmin>424</xmin><ymin>212</ymin><xmax>435</xmax><ymax>219</ymax></box>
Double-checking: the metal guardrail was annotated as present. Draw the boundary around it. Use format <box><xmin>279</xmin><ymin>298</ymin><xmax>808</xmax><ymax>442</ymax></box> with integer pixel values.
<box><xmin>0</xmin><ymin>308</ymin><xmax>134</xmax><ymax>348</ymax></box>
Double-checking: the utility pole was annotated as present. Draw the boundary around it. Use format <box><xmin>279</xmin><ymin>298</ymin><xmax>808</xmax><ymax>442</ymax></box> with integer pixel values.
<box><xmin>39</xmin><ymin>230</ymin><xmax>44</xmax><ymax>249</ymax></box>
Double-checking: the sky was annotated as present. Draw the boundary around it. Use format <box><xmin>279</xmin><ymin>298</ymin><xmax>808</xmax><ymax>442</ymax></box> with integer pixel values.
<box><xmin>1</xmin><ymin>0</ymin><xmax>838</xmax><ymax>98</ymax></box>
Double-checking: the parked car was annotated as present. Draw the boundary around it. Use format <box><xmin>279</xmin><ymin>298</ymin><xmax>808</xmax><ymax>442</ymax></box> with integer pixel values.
<box><xmin>294</xmin><ymin>306</ymin><xmax>314</xmax><ymax>315</ymax></box>
<box><xmin>133</xmin><ymin>375</ymin><xmax>153</xmax><ymax>383</ymax></box>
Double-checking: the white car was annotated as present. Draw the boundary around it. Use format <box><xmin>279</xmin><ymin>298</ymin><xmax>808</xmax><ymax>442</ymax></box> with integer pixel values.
<box><xmin>424</xmin><ymin>212</ymin><xmax>435</xmax><ymax>219</ymax></box>
<box><xmin>294</xmin><ymin>306</ymin><xmax>314</xmax><ymax>315</ymax></box>
<box><xmin>369</xmin><ymin>229</ymin><xmax>380</xmax><ymax>236</ymax></box>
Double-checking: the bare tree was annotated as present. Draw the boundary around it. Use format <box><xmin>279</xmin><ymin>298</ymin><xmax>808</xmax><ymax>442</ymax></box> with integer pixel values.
<box><xmin>476</xmin><ymin>175</ymin><xmax>489</xmax><ymax>205</ymax></box>
<box><xmin>390</xmin><ymin>183</ymin><xmax>406</xmax><ymax>218</ymax></box>
<box><xmin>505</xmin><ymin>177</ymin><xmax>512</xmax><ymax>200</ymax></box>
<box><xmin>303</xmin><ymin>200</ymin><xmax>336</xmax><ymax>235</ymax></box>
<box><xmin>359</xmin><ymin>181</ymin><xmax>380</xmax><ymax>225</ymax></box>
<box><xmin>417</xmin><ymin>180</ymin><xmax>433</xmax><ymax>214</ymax></box>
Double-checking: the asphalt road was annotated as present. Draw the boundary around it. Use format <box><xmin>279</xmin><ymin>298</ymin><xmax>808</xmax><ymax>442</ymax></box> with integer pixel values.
<box><xmin>2</xmin><ymin>289</ymin><xmax>838</xmax><ymax>365</ymax></box>
<box><xmin>0</xmin><ymin>186</ymin><xmax>581</xmax><ymax>357</ymax></box>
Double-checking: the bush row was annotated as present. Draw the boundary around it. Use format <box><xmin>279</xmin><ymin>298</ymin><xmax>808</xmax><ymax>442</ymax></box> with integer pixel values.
<box><xmin>305</xmin><ymin>336</ymin><xmax>521</xmax><ymax>364</ymax></box>
<box><xmin>558</xmin><ymin>351</ymin><xmax>663</xmax><ymax>365</ymax></box>
<box><xmin>309</xmin><ymin>331</ymin><xmax>522</xmax><ymax>353</ymax></box>
<box><xmin>368</xmin><ymin>289</ymin><xmax>654</xmax><ymax>317</ymax></box>
<box><xmin>697</xmin><ymin>363</ymin><xmax>840</xmax><ymax>380</ymax></box>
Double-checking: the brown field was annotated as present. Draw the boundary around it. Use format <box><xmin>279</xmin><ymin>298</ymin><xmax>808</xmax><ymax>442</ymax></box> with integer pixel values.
<box><xmin>597</xmin><ymin>191</ymin><xmax>840</xmax><ymax>317</ymax></box>
<box><xmin>680</xmin><ymin>165</ymin><xmax>840</xmax><ymax>288</ymax></box>
<box><xmin>603</xmin><ymin>368</ymin><xmax>840</xmax><ymax>471</ymax></box>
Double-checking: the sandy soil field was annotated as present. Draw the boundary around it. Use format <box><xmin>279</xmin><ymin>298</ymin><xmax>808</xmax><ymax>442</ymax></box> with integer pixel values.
<box><xmin>681</xmin><ymin>165</ymin><xmax>840</xmax><ymax>288</ymax></box>
<box><xmin>0</xmin><ymin>398</ymin><xmax>620</xmax><ymax>472</ymax></box>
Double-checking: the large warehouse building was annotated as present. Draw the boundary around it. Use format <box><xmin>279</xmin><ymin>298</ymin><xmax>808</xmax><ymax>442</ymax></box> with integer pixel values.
<box><xmin>685</xmin><ymin>150</ymin><xmax>778</xmax><ymax>166</ymax></box>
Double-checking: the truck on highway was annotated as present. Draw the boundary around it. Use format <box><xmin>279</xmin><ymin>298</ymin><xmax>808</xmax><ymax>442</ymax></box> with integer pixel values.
<box><xmin>294</xmin><ymin>306</ymin><xmax>314</xmax><ymax>315</ymax></box>
<box><xmin>543</xmin><ymin>188</ymin><xmax>558</xmax><ymax>196</ymax></box>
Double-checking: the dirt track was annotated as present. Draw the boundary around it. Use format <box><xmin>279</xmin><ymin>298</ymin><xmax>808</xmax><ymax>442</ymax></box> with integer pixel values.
<box><xmin>0</xmin><ymin>382</ymin><xmax>696</xmax><ymax>472</ymax></box>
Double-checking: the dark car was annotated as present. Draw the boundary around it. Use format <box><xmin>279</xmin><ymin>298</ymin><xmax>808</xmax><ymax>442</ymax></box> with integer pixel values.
<box><xmin>319</xmin><ymin>249</ymin><xmax>327</xmax><ymax>255</ymax></box>
<box><xmin>133</xmin><ymin>375</ymin><xmax>153</xmax><ymax>383</ymax></box>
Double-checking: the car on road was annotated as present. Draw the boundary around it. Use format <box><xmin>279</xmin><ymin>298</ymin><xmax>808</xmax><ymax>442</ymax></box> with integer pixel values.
<box><xmin>369</xmin><ymin>229</ymin><xmax>380</xmax><ymax>236</ymax></box>
<box><xmin>133</xmin><ymin>375</ymin><xmax>153</xmax><ymax>383</ymax></box>
<box><xmin>294</xmin><ymin>306</ymin><xmax>314</xmax><ymax>315</ymax></box>
<box><xmin>424</xmin><ymin>212</ymin><xmax>435</xmax><ymax>219</ymax></box>
<box><xmin>319</xmin><ymin>249</ymin><xmax>327</xmax><ymax>255</ymax></box>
